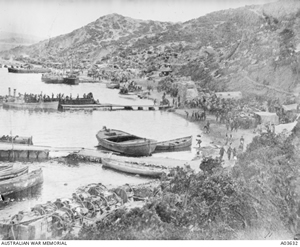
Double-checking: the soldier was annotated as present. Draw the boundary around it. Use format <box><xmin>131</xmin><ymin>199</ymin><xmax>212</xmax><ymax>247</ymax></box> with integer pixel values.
<box><xmin>219</xmin><ymin>146</ymin><xmax>225</xmax><ymax>160</ymax></box>
<box><xmin>227</xmin><ymin>145</ymin><xmax>232</xmax><ymax>160</ymax></box>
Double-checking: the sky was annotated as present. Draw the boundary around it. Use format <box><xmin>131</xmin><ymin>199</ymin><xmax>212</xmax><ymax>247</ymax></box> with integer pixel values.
<box><xmin>0</xmin><ymin>0</ymin><xmax>278</xmax><ymax>39</ymax></box>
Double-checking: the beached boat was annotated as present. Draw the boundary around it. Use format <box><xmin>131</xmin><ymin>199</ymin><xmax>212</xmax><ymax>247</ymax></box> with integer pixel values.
<box><xmin>96</xmin><ymin>128</ymin><xmax>157</xmax><ymax>157</ymax></box>
<box><xmin>102</xmin><ymin>158</ymin><xmax>167</xmax><ymax>178</ymax></box>
<box><xmin>0</xmin><ymin>166</ymin><xmax>28</xmax><ymax>181</ymax></box>
<box><xmin>3</xmin><ymin>98</ymin><xmax>59</xmax><ymax>110</ymax></box>
<box><xmin>0</xmin><ymin>135</ymin><xmax>33</xmax><ymax>145</ymax></box>
<box><xmin>154</xmin><ymin>135</ymin><xmax>192</xmax><ymax>152</ymax></box>
<box><xmin>0</xmin><ymin>168</ymin><xmax>43</xmax><ymax>196</ymax></box>
<box><xmin>8</xmin><ymin>67</ymin><xmax>51</xmax><ymax>74</ymax></box>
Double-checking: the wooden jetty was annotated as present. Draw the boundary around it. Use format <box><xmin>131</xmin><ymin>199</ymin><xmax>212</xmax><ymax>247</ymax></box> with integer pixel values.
<box><xmin>60</xmin><ymin>103</ymin><xmax>173</xmax><ymax>111</ymax></box>
<box><xmin>0</xmin><ymin>143</ymin><xmax>83</xmax><ymax>162</ymax></box>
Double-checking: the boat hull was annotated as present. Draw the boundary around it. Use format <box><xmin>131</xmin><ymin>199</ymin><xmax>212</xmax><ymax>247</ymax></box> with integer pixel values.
<box><xmin>3</xmin><ymin>101</ymin><xmax>59</xmax><ymax>110</ymax></box>
<box><xmin>96</xmin><ymin>129</ymin><xmax>157</xmax><ymax>157</ymax></box>
<box><xmin>155</xmin><ymin>135</ymin><xmax>192</xmax><ymax>152</ymax></box>
<box><xmin>8</xmin><ymin>68</ymin><xmax>51</xmax><ymax>73</ymax></box>
<box><xmin>0</xmin><ymin>168</ymin><xmax>43</xmax><ymax>196</ymax></box>
<box><xmin>102</xmin><ymin>158</ymin><xmax>165</xmax><ymax>178</ymax></box>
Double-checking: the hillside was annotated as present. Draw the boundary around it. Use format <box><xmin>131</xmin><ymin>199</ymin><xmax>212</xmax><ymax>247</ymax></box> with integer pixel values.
<box><xmin>0</xmin><ymin>31</ymin><xmax>43</xmax><ymax>52</ymax></box>
<box><xmin>2</xmin><ymin>0</ymin><xmax>300</xmax><ymax>100</ymax></box>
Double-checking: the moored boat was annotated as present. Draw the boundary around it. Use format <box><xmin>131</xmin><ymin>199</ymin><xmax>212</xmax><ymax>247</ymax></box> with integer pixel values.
<box><xmin>8</xmin><ymin>67</ymin><xmax>51</xmax><ymax>74</ymax></box>
<box><xmin>58</xmin><ymin>92</ymin><xmax>101</xmax><ymax>110</ymax></box>
<box><xmin>0</xmin><ymin>168</ymin><xmax>43</xmax><ymax>196</ymax></box>
<box><xmin>3</xmin><ymin>98</ymin><xmax>59</xmax><ymax>110</ymax></box>
<box><xmin>0</xmin><ymin>135</ymin><xmax>33</xmax><ymax>145</ymax></box>
<box><xmin>96</xmin><ymin>128</ymin><xmax>157</xmax><ymax>157</ymax></box>
<box><xmin>102</xmin><ymin>158</ymin><xmax>167</xmax><ymax>178</ymax></box>
<box><xmin>41</xmin><ymin>73</ymin><xmax>64</xmax><ymax>84</ymax></box>
<box><xmin>63</xmin><ymin>74</ymin><xmax>79</xmax><ymax>85</ymax></box>
<box><xmin>154</xmin><ymin>135</ymin><xmax>192</xmax><ymax>152</ymax></box>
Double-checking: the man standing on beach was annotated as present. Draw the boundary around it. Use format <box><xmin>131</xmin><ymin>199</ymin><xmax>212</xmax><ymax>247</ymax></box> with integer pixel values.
<box><xmin>185</xmin><ymin>110</ymin><xmax>189</xmax><ymax>119</ymax></box>
<box><xmin>227</xmin><ymin>145</ymin><xmax>232</xmax><ymax>160</ymax></box>
<box><xmin>219</xmin><ymin>146</ymin><xmax>225</xmax><ymax>160</ymax></box>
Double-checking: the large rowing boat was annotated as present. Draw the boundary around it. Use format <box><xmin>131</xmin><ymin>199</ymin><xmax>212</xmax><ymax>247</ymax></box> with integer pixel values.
<box><xmin>96</xmin><ymin>128</ymin><xmax>157</xmax><ymax>157</ymax></box>
<box><xmin>102</xmin><ymin>158</ymin><xmax>167</xmax><ymax>178</ymax></box>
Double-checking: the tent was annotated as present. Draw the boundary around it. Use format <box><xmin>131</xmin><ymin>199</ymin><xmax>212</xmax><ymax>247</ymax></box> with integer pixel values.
<box><xmin>254</xmin><ymin>112</ymin><xmax>279</xmax><ymax>125</ymax></box>
<box><xmin>282</xmin><ymin>103</ymin><xmax>298</xmax><ymax>112</ymax></box>
<box><xmin>215</xmin><ymin>91</ymin><xmax>242</xmax><ymax>100</ymax></box>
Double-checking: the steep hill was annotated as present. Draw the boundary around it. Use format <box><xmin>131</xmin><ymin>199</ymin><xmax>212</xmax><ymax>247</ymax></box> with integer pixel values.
<box><xmin>2</xmin><ymin>0</ymin><xmax>300</xmax><ymax>100</ymax></box>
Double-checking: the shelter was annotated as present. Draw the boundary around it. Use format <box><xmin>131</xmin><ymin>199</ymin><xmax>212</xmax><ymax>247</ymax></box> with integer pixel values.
<box><xmin>160</xmin><ymin>66</ymin><xmax>172</xmax><ymax>76</ymax></box>
<box><xmin>254</xmin><ymin>112</ymin><xmax>279</xmax><ymax>125</ymax></box>
<box><xmin>215</xmin><ymin>91</ymin><xmax>242</xmax><ymax>100</ymax></box>
<box><xmin>282</xmin><ymin>103</ymin><xmax>298</xmax><ymax>112</ymax></box>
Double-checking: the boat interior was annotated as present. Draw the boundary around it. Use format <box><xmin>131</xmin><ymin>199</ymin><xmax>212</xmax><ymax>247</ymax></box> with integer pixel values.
<box><xmin>106</xmin><ymin>135</ymin><xmax>144</xmax><ymax>143</ymax></box>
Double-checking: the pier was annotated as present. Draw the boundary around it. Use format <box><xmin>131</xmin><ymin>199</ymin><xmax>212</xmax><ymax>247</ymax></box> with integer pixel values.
<box><xmin>60</xmin><ymin>103</ymin><xmax>173</xmax><ymax>111</ymax></box>
<box><xmin>0</xmin><ymin>143</ymin><xmax>83</xmax><ymax>161</ymax></box>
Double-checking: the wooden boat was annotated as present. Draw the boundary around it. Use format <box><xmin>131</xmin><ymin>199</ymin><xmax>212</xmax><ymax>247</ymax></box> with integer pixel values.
<box><xmin>0</xmin><ymin>135</ymin><xmax>33</xmax><ymax>145</ymax></box>
<box><xmin>0</xmin><ymin>168</ymin><xmax>43</xmax><ymax>196</ymax></box>
<box><xmin>154</xmin><ymin>135</ymin><xmax>192</xmax><ymax>152</ymax></box>
<box><xmin>102</xmin><ymin>158</ymin><xmax>166</xmax><ymax>178</ymax></box>
<box><xmin>58</xmin><ymin>93</ymin><xmax>101</xmax><ymax>110</ymax></box>
<box><xmin>8</xmin><ymin>67</ymin><xmax>51</xmax><ymax>74</ymax></box>
<box><xmin>0</xmin><ymin>166</ymin><xmax>28</xmax><ymax>181</ymax></box>
<box><xmin>96</xmin><ymin>129</ymin><xmax>157</xmax><ymax>157</ymax></box>
<box><xmin>63</xmin><ymin>74</ymin><xmax>79</xmax><ymax>85</ymax></box>
<box><xmin>3</xmin><ymin>98</ymin><xmax>59</xmax><ymax>110</ymax></box>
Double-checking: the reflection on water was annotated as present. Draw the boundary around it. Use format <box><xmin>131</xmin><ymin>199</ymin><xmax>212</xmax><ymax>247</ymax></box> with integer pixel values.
<box><xmin>0</xmin><ymin>67</ymin><xmax>204</xmax><ymax>219</ymax></box>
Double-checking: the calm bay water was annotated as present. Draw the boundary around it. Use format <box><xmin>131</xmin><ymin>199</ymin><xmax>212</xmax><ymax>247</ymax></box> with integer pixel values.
<box><xmin>0</xmin><ymin>67</ymin><xmax>202</xmax><ymax>219</ymax></box>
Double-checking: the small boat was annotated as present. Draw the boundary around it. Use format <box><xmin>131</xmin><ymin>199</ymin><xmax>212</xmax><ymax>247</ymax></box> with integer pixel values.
<box><xmin>8</xmin><ymin>67</ymin><xmax>51</xmax><ymax>74</ymax></box>
<box><xmin>41</xmin><ymin>73</ymin><xmax>64</xmax><ymax>84</ymax></box>
<box><xmin>0</xmin><ymin>166</ymin><xmax>29</xmax><ymax>181</ymax></box>
<box><xmin>102</xmin><ymin>158</ymin><xmax>167</xmax><ymax>178</ymax></box>
<box><xmin>96</xmin><ymin>128</ymin><xmax>157</xmax><ymax>157</ymax></box>
<box><xmin>106</xmin><ymin>83</ymin><xmax>120</xmax><ymax>89</ymax></box>
<box><xmin>63</xmin><ymin>74</ymin><xmax>79</xmax><ymax>85</ymax></box>
<box><xmin>154</xmin><ymin>135</ymin><xmax>192</xmax><ymax>152</ymax></box>
<box><xmin>0</xmin><ymin>168</ymin><xmax>43</xmax><ymax>196</ymax></box>
<box><xmin>0</xmin><ymin>135</ymin><xmax>33</xmax><ymax>145</ymax></box>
